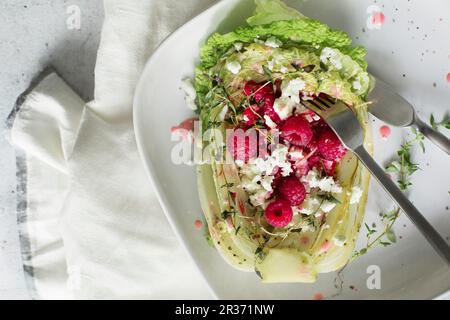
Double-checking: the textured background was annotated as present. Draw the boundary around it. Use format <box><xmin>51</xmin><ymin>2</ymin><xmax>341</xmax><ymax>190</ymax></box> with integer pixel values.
<box><xmin>0</xmin><ymin>0</ymin><xmax>103</xmax><ymax>299</ymax></box>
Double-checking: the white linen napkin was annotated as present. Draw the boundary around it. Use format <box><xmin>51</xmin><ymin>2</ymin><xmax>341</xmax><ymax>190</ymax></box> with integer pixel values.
<box><xmin>11</xmin><ymin>0</ymin><xmax>217</xmax><ymax>299</ymax></box>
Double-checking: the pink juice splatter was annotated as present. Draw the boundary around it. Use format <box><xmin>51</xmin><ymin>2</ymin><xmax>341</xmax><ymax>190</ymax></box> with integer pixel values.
<box><xmin>447</xmin><ymin>72</ymin><xmax>450</xmax><ymax>83</ymax></box>
<box><xmin>372</xmin><ymin>12</ymin><xmax>385</xmax><ymax>26</ymax></box>
<box><xmin>379</xmin><ymin>125</ymin><xmax>391</xmax><ymax>140</ymax></box>
<box><xmin>194</xmin><ymin>219</ymin><xmax>203</xmax><ymax>230</ymax></box>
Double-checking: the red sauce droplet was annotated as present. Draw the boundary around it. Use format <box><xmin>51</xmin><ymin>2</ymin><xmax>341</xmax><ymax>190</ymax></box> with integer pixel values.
<box><xmin>372</xmin><ymin>12</ymin><xmax>385</xmax><ymax>26</ymax></box>
<box><xmin>194</xmin><ymin>220</ymin><xmax>203</xmax><ymax>230</ymax></box>
<box><xmin>300</xmin><ymin>236</ymin><xmax>310</xmax><ymax>245</ymax></box>
<box><xmin>171</xmin><ymin>118</ymin><xmax>197</xmax><ymax>141</ymax></box>
<box><xmin>379</xmin><ymin>125</ymin><xmax>391</xmax><ymax>140</ymax></box>
<box><xmin>447</xmin><ymin>73</ymin><xmax>450</xmax><ymax>83</ymax></box>
<box><xmin>313</xmin><ymin>293</ymin><xmax>324</xmax><ymax>300</ymax></box>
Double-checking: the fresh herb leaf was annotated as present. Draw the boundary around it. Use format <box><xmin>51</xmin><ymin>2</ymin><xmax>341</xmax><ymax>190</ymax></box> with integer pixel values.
<box><xmin>429</xmin><ymin>113</ymin><xmax>450</xmax><ymax>130</ymax></box>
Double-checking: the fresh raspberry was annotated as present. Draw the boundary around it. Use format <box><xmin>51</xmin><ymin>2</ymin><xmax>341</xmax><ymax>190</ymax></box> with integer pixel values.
<box><xmin>317</xmin><ymin>128</ymin><xmax>347</xmax><ymax>161</ymax></box>
<box><xmin>278</xmin><ymin>176</ymin><xmax>307</xmax><ymax>206</ymax></box>
<box><xmin>263</xmin><ymin>104</ymin><xmax>282</xmax><ymax>124</ymax></box>
<box><xmin>243</xmin><ymin>81</ymin><xmax>259</xmax><ymax>96</ymax></box>
<box><xmin>227</xmin><ymin>131</ymin><xmax>258</xmax><ymax>163</ymax></box>
<box><xmin>322</xmin><ymin>159</ymin><xmax>337</xmax><ymax>176</ymax></box>
<box><xmin>243</xmin><ymin>81</ymin><xmax>273</xmax><ymax>101</ymax></box>
<box><xmin>264</xmin><ymin>199</ymin><xmax>293</xmax><ymax>228</ymax></box>
<box><xmin>280</xmin><ymin>116</ymin><xmax>314</xmax><ymax>147</ymax></box>
<box><xmin>307</xmin><ymin>155</ymin><xmax>337</xmax><ymax>176</ymax></box>
<box><xmin>242</xmin><ymin>105</ymin><xmax>261</xmax><ymax>126</ymax></box>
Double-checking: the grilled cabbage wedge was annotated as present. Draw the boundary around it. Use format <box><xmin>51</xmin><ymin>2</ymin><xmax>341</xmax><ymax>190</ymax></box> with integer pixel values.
<box><xmin>195</xmin><ymin>0</ymin><xmax>373</xmax><ymax>283</ymax></box>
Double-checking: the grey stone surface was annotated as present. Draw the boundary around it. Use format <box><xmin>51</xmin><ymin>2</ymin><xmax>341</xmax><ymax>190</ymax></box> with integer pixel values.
<box><xmin>0</xmin><ymin>0</ymin><xmax>104</xmax><ymax>299</ymax></box>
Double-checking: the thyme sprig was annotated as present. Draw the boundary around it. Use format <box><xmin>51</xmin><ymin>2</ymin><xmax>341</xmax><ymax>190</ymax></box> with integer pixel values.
<box><xmin>430</xmin><ymin>113</ymin><xmax>450</xmax><ymax>130</ymax></box>
<box><xmin>353</xmin><ymin>128</ymin><xmax>425</xmax><ymax>258</ymax></box>
<box><xmin>385</xmin><ymin>128</ymin><xmax>425</xmax><ymax>191</ymax></box>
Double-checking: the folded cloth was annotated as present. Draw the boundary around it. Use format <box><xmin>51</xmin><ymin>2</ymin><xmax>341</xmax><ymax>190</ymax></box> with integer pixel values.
<box><xmin>11</xmin><ymin>0</ymin><xmax>217</xmax><ymax>299</ymax></box>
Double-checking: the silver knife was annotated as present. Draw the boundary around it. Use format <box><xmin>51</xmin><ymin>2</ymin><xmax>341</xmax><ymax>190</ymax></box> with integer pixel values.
<box><xmin>368</xmin><ymin>78</ymin><xmax>450</xmax><ymax>155</ymax></box>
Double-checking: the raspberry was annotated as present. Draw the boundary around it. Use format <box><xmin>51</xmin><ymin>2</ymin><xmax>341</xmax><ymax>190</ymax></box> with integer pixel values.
<box><xmin>317</xmin><ymin>128</ymin><xmax>347</xmax><ymax>161</ymax></box>
<box><xmin>243</xmin><ymin>81</ymin><xmax>273</xmax><ymax>101</ymax></box>
<box><xmin>243</xmin><ymin>81</ymin><xmax>259</xmax><ymax>96</ymax></box>
<box><xmin>278</xmin><ymin>176</ymin><xmax>307</xmax><ymax>206</ymax></box>
<box><xmin>263</xmin><ymin>104</ymin><xmax>281</xmax><ymax>124</ymax></box>
<box><xmin>308</xmin><ymin>156</ymin><xmax>337</xmax><ymax>176</ymax></box>
<box><xmin>242</xmin><ymin>105</ymin><xmax>261</xmax><ymax>126</ymax></box>
<box><xmin>264</xmin><ymin>199</ymin><xmax>293</xmax><ymax>228</ymax></box>
<box><xmin>280</xmin><ymin>116</ymin><xmax>314</xmax><ymax>147</ymax></box>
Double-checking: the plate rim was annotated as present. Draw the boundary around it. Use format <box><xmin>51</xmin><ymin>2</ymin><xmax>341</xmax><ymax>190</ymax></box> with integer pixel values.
<box><xmin>133</xmin><ymin>0</ymin><xmax>450</xmax><ymax>300</ymax></box>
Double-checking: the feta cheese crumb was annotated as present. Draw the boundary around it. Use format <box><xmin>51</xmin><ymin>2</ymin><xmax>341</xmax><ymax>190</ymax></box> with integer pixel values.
<box><xmin>181</xmin><ymin>78</ymin><xmax>197</xmax><ymax>110</ymax></box>
<box><xmin>249</xmin><ymin>190</ymin><xmax>268</xmax><ymax>207</ymax></box>
<box><xmin>226</xmin><ymin>61</ymin><xmax>241</xmax><ymax>74</ymax></box>
<box><xmin>320</xmin><ymin>47</ymin><xmax>342</xmax><ymax>70</ymax></box>
<box><xmin>281</xmin><ymin>79</ymin><xmax>306</xmax><ymax>104</ymax></box>
<box><xmin>273</xmin><ymin>97</ymin><xmax>296</xmax><ymax>120</ymax></box>
<box><xmin>333</xmin><ymin>235</ymin><xmax>346</xmax><ymax>247</ymax></box>
<box><xmin>350</xmin><ymin>186</ymin><xmax>363</xmax><ymax>204</ymax></box>
<box><xmin>321</xmin><ymin>200</ymin><xmax>337</xmax><ymax>213</ymax></box>
<box><xmin>233</xmin><ymin>42</ymin><xmax>243</xmax><ymax>51</ymax></box>
<box><xmin>265</xmin><ymin>37</ymin><xmax>283</xmax><ymax>48</ymax></box>
<box><xmin>261</xmin><ymin>175</ymin><xmax>274</xmax><ymax>192</ymax></box>
<box><xmin>299</xmin><ymin>196</ymin><xmax>321</xmax><ymax>215</ymax></box>
<box><xmin>264</xmin><ymin>115</ymin><xmax>277</xmax><ymax>129</ymax></box>
<box><xmin>352</xmin><ymin>79</ymin><xmax>362</xmax><ymax>91</ymax></box>
<box><xmin>302</xmin><ymin>170</ymin><xmax>342</xmax><ymax>194</ymax></box>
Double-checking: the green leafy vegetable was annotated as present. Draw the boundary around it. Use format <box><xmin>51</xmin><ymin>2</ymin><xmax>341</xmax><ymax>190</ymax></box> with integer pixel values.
<box><xmin>247</xmin><ymin>0</ymin><xmax>306</xmax><ymax>26</ymax></box>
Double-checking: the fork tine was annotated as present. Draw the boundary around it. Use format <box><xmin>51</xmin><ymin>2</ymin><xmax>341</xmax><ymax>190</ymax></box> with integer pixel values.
<box><xmin>300</xmin><ymin>100</ymin><xmax>323</xmax><ymax>115</ymax></box>
<box><xmin>320</xmin><ymin>95</ymin><xmax>336</xmax><ymax>106</ymax></box>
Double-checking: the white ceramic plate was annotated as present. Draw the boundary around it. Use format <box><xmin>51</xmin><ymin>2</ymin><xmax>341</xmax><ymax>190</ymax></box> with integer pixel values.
<box><xmin>134</xmin><ymin>0</ymin><xmax>450</xmax><ymax>299</ymax></box>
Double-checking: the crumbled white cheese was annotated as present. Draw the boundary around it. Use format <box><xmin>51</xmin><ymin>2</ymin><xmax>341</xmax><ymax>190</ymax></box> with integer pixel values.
<box><xmin>299</xmin><ymin>220</ymin><xmax>316</xmax><ymax>233</ymax></box>
<box><xmin>323</xmin><ymin>224</ymin><xmax>331</xmax><ymax>230</ymax></box>
<box><xmin>333</xmin><ymin>235</ymin><xmax>346</xmax><ymax>247</ymax></box>
<box><xmin>320</xmin><ymin>47</ymin><xmax>342</xmax><ymax>70</ymax></box>
<box><xmin>302</xmin><ymin>170</ymin><xmax>342</xmax><ymax>194</ymax></box>
<box><xmin>289</xmin><ymin>149</ymin><xmax>304</xmax><ymax>161</ymax></box>
<box><xmin>350</xmin><ymin>186</ymin><xmax>363</xmax><ymax>204</ymax></box>
<box><xmin>181</xmin><ymin>78</ymin><xmax>197</xmax><ymax>110</ymax></box>
<box><xmin>181</xmin><ymin>78</ymin><xmax>196</xmax><ymax>98</ymax></box>
<box><xmin>352</xmin><ymin>79</ymin><xmax>362</xmax><ymax>91</ymax></box>
<box><xmin>273</xmin><ymin>97</ymin><xmax>296</xmax><ymax>120</ymax></box>
<box><xmin>267</xmin><ymin>59</ymin><xmax>275</xmax><ymax>71</ymax></box>
<box><xmin>299</xmin><ymin>196</ymin><xmax>321</xmax><ymax>215</ymax></box>
<box><xmin>235</xmin><ymin>160</ymin><xmax>245</xmax><ymax>167</ymax></box>
<box><xmin>281</xmin><ymin>79</ymin><xmax>305</xmax><ymax>104</ymax></box>
<box><xmin>264</xmin><ymin>115</ymin><xmax>277</xmax><ymax>129</ymax></box>
<box><xmin>233</xmin><ymin>42</ymin><xmax>243</xmax><ymax>51</ymax></box>
<box><xmin>226</xmin><ymin>61</ymin><xmax>241</xmax><ymax>74</ymax></box>
<box><xmin>249</xmin><ymin>190</ymin><xmax>268</xmax><ymax>207</ymax></box>
<box><xmin>241</xmin><ymin>175</ymin><xmax>262</xmax><ymax>193</ymax></box>
<box><xmin>265</xmin><ymin>37</ymin><xmax>282</xmax><ymax>48</ymax></box>
<box><xmin>252</xmin><ymin>146</ymin><xmax>292</xmax><ymax>177</ymax></box>
<box><xmin>261</xmin><ymin>175</ymin><xmax>274</xmax><ymax>192</ymax></box>
<box><xmin>280</xmin><ymin>66</ymin><xmax>288</xmax><ymax>74</ymax></box>
<box><xmin>320</xmin><ymin>200</ymin><xmax>337</xmax><ymax>213</ymax></box>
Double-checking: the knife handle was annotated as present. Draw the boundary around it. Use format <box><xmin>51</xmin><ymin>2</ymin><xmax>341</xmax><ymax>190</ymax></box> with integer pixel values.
<box><xmin>413</xmin><ymin>116</ymin><xmax>450</xmax><ymax>155</ymax></box>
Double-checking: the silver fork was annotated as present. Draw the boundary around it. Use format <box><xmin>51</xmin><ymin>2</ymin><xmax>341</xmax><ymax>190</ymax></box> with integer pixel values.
<box><xmin>301</xmin><ymin>96</ymin><xmax>450</xmax><ymax>266</ymax></box>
